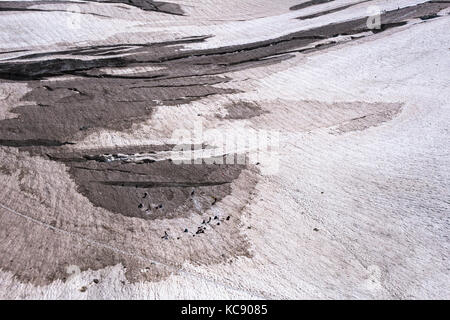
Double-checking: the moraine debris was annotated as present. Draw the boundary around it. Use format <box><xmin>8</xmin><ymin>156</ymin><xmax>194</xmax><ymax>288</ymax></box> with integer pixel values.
<box><xmin>196</xmin><ymin>226</ymin><xmax>205</xmax><ymax>234</ymax></box>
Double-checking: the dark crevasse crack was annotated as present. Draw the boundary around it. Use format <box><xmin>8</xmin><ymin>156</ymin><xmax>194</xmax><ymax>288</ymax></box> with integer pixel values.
<box><xmin>296</xmin><ymin>0</ymin><xmax>370</xmax><ymax>20</ymax></box>
<box><xmin>290</xmin><ymin>0</ymin><xmax>335</xmax><ymax>11</ymax></box>
<box><xmin>97</xmin><ymin>180</ymin><xmax>232</xmax><ymax>188</ymax></box>
<box><xmin>86</xmin><ymin>0</ymin><xmax>185</xmax><ymax>15</ymax></box>
<box><xmin>71</xmin><ymin>166</ymin><xmax>155</xmax><ymax>175</ymax></box>
<box><xmin>371</xmin><ymin>22</ymin><xmax>408</xmax><ymax>33</ymax></box>
<box><xmin>419</xmin><ymin>13</ymin><xmax>439</xmax><ymax>20</ymax></box>
<box><xmin>0</xmin><ymin>139</ymin><xmax>75</xmax><ymax>147</ymax></box>
<box><xmin>0</xmin><ymin>49</ymin><xmax>29</xmax><ymax>55</ymax></box>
